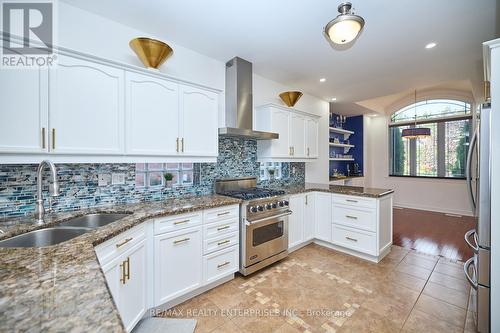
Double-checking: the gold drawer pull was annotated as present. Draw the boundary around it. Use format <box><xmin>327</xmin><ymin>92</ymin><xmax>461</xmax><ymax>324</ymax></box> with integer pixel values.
<box><xmin>174</xmin><ymin>237</ymin><xmax>190</xmax><ymax>244</ymax></box>
<box><xmin>41</xmin><ymin>128</ymin><xmax>46</xmax><ymax>149</ymax></box>
<box><xmin>174</xmin><ymin>219</ymin><xmax>190</xmax><ymax>225</ymax></box>
<box><xmin>116</xmin><ymin>237</ymin><xmax>133</xmax><ymax>248</ymax></box>
<box><xmin>120</xmin><ymin>261</ymin><xmax>126</xmax><ymax>284</ymax></box>
<box><xmin>346</xmin><ymin>199</ymin><xmax>358</xmax><ymax>203</ymax></box>
<box><xmin>176</xmin><ymin>138</ymin><xmax>180</xmax><ymax>153</ymax></box>
<box><xmin>217</xmin><ymin>261</ymin><xmax>231</xmax><ymax>269</ymax></box>
<box><xmin>125</xmin><ymin>257</ymin><xmax>130</xmax><ymax>281</ymax></box>
<box><xmin>119</xmin><ymin>257</ymin><xmax>130</xmax><ymax>284</ymax></box>
<box><xmin>217</xmin><ymin>211</ymin><xmax>230</xmax><ymax>216</ymax></box>
<box><xmin>217</xmin><ymin>225</ymin><xmax>230</xmax><ymax>231</ymax></box>
<box><xmin>345</xmin><ymin>236</ymin><xmax>358</xmax><ymax>242</ymax></box>
<box><xmin>51</xmin><ymin>128</ymin><xmax>56</xmax><ymax>150</ymax></box>
<box><xmin>217</xmin><ymin>239</ymin><xmax>230</xmax><ymax>246</ymax></box>
<box><xmin>345</xmin><ymin>215</ymin><xmax>358</xmax><ymax>220</ymax></box>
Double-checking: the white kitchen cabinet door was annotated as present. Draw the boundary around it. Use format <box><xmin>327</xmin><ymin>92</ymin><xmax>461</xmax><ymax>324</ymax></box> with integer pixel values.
<box><xmin>288</xmin><ymin>195</ymin><xmax>305</xmax><ymax>249</ymax></box>
<box><xmin>0</xmin><ymin>68</ymin><xmax>48</xmax><ymax>153</ymax></box>
<box><xmin>154</xmin><ymin>226</ymin><xmax>203</xmax><ymax>306</ymax></box>
<box><xmin>179</xmin><ymin>85</ymin><xmax>218</xmax><ymax>157</ymax></box>
<box><xmin>49</xmin><ymin>55</ymin><xmax>124</xmax><ymax>154</ymax></box>
<box><xmin>304</xmin><ymin>193</ymin><xmax>315</xmax><ymax>241</ymax></box>
<box><xmin>125</xmin><ymin>72</ymin><xmax>179</xmax><ymax>155</ymax></box>
<box><xmin>290</xmin><ymin>114</ymin><xmax>306</xmax><ymax>158</ymax></box>
<box><xmin>315</xmin><ymin>192</ymin><xmax>332</xmax><ymax>242</ymax></box>
<box><xmin>305</xmin><ymin>118</ymin><xmax>319</xmax><ymax>158</ymax></box>
<box><xmin>118</xmin><ymin>240</ymin><xmax>147</xmax><ymax>332</ymax></box>
<box><xmin>270</xmin><ymin>109</ymin><xmax>291</xmax><ymax>157</ymax></box>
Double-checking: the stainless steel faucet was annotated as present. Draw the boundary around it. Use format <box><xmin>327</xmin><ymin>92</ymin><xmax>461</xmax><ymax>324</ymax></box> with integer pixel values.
<box><xmin>35</xmin><ymin>160</ymin><xmax>60</xmax><ymax>224</ymax></box>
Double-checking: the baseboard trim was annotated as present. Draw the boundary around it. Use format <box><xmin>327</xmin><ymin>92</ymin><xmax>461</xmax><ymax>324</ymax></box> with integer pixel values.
<box><xmin>393</xmin><ymin>202</ymin><xmax>473</xmax><ymax>217</ymax></box>
<box><xmin>312</xmin><ymin>239</ymin><xmax>390</xmax><ymax>263</ymax></box>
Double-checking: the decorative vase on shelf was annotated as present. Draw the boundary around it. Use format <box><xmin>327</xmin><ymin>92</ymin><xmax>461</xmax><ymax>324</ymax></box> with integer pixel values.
<box><xmin>267</xmin><ymin>168</ymin><xmax>276</xmax><ymax>181</ymax></box>
<box><xmin>163</xmin><ymin>172</ymin><xmax>174</xmax><ymax>188</ymax></box>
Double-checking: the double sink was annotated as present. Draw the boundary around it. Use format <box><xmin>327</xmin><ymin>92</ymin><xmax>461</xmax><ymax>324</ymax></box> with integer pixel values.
<box><xmin>0</xmin><ymin>213</ymin><xmax>131</xmax><ymax>248</ymax></box>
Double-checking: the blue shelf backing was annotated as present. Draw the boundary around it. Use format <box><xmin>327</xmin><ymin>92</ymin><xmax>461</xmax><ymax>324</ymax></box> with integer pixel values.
<box><xmin>329</xmin><ymin>113</ymin><xmax>364</xmax><ymax>177</ymax></box>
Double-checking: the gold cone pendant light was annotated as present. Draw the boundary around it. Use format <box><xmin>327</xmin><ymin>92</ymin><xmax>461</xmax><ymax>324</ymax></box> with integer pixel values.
<box><xmin>402</xmin><ymin>90</ymin><xmax>431</xmax><ymax>139</ymax></box>
<box><xmin>324</xmin><ymin>2</ymin><xmax>365</xmax><ymax>45</ymax></box>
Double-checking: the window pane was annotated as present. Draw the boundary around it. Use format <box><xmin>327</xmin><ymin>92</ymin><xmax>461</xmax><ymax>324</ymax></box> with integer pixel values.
<box><xmin>136</xmin><ymin>163</ymin><xmax>146</xmax><ymax>171</ymax></box>
<box><xmin>149</xmin><ymin>172</ymin><xmax>163</xmax><ymax>186</ymax></box>
<box><xmin>166</xmin><ymin>163</ymin><xmax>179</xmax><ymax>170</ymax></box>
<box><xmin>182</xmin><ymin>163</ymin><xmax>193</xmax><ymax>170</ymax></box>
<box><xmin>416</xmin><ymin>123</ymin><xmax>438</xmax><ymax>177</ymax></box>
<box><xmin>148</xmin><ymin>163</ymin><xmax>164</xmax><ymax>171</ymax></box>
<box><xmin>171</xmin><ymin>172</ymin><xmax>180</xmax><ymax>185</ymax></box>
<box><xmin>180</xmin><ymin>171</ymin><xmax>193</xmax><ymax>185</ymax></box>
<box><xmin>445</xmin><ymin>119</ymin><xmax>470</xmax><ymax>178</ymax></box>
<box><xmin>391</xmin><ymin>99</ymin><xmax>471</xmax><ymax>122</ymax></box>
<box><xmin>135</xmin><ymin>173</ymin><xmax>146</xmax><ymax>187</ymax></box>
<box><xmin>390</xmin><ymin>126</ymin><xmax>411</xmax><ymax>176</ymax></box>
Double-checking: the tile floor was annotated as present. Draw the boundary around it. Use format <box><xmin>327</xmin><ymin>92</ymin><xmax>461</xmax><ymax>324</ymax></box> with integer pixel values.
<box><xmin>158</xmin><ymin>244</ymin><xmax>475</xmax><ymax>333</ymax></box>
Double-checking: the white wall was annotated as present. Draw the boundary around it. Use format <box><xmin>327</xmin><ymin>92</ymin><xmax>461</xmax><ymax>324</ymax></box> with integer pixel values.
<box><xmin>365</xmin><ymin>115</ymin><xmax>473</xmax><ymax>216</ymax></box>
<box><xmin>58</xmin><ymin>3</ymin><xmax>330</xmax><ymax>183</ymax></box>
<box><xmin>252</xmin><ymin>75</ymin><xmax>330</xmax><ymax>183</ymax></box>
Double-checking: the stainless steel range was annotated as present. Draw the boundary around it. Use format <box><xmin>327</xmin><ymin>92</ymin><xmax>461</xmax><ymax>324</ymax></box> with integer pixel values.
<box><xmin>215</xmin><ymin>177</ymin><xmax>291</xmax><ymax>275</ymax></box>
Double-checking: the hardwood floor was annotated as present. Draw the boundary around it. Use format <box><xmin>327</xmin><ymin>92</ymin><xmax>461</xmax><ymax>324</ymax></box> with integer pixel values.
<box><xmin>393</xmin><ymin>207</ymin><xmax>475</xmax><ymax>262</ymax></box>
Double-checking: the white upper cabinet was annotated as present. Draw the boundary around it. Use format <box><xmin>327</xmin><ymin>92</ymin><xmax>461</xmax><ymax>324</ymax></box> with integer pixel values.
<box><xmin>0</xmin><ymin>68</ymin><xmax>48</xmax><ymax>153</ymax></box>
<box><xmin>256</xmin><ymin>104</ymin><xmax>319</xmax><ymax>161</ymax></box>
<box><xmin>179</xmin><ymin>84</ymin><xmax>218</xmax><ymax>157</ymax></box>
<box><xmin>50</xmin><ymin>55</ymin><xmax>124</xmax><ymax>154</ymax></box>
<box><xmin>125</xmin><ymin>73</ymin><xmax>179</xmax><ymax>155</ymax></box>
<box><xmin>306</xmin><ymin>118</ymin><xmax>319</xmax><ymax>158</ymax></box>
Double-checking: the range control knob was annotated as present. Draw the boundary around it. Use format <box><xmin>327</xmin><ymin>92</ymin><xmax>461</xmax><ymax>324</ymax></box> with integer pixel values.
<box><xmin>283</xmin><ymin>200</ymin><xmax>289</xmax><ymax>206</ymax></box>
<box><xmin>257</xmin><ymin>205</ymin><xmax>264</xmax><ymax>212</ymax></box>
<box><xmin>249</xmin><ymin>206</ymin><xmax>258</xmax><ymax>213</ymax></box>
<box><xmin>278</xmin><ymin>201</ymin><xmax>284</xmax><ymax>207</ymax></box>
<box><xmin>272</xmin><ymin>202</ymin><xmax>277</xmax><ymax>209</ymax></box>
<box><xmin>265</xmin><ymin>203</ymin><xmax>273</xmax><ymax>210</ymax></box>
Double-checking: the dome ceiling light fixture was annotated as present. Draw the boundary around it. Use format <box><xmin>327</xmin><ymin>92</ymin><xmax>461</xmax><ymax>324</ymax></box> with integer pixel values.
<box><xmin>324</xmin><ymin>2</ymin><xmax>365</xmax><ymax>45</ymax></box>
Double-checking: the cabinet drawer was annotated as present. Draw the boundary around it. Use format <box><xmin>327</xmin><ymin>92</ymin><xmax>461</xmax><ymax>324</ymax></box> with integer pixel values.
<box><xmin>333</xmin><ymin>205</ymin><xmax>376</xmax><ymax>232</ymax></box>
<box><xmin>203</xmin><ymin>218</ymin><xmax>239</xmax><ymax>239</ymax></box>
<box><xmin>203</xmin><ymin>246</ymin><xmax>239</xmax><ymax>284</ymax></box>
<box><xmin>332</xmin><ymin>224</ymin><xmax>376</xmax><ymax>255</ymax></box>
<box><xmin>203</xmin><ymin>205</ymin><xmax>239</xmax><ymax>224</ymax></box>
<box><xmin>332</xmin><ymin>194</ymin><xmax>376</xmax><ymax>209</ymax></box>
<box><xmin>95</xmin><ymin>223</ymin><xmax>146</xmax><ymax>265</ymax></box>
<box><xmin>154</xmin><ymin>212</ymin><xmax>202</xmax><ymax>235</ymax></box>
<box><xmin>203</xmin><ymin>232</ymin><xmax>239</xmax><ymax>255</ymax></box>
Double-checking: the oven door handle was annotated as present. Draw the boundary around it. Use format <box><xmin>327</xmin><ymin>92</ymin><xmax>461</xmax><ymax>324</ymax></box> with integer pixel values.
<box><xmin>245</xmin><ymin>210</ymin><xmax>292</xmax><ymax>225</ymax></box>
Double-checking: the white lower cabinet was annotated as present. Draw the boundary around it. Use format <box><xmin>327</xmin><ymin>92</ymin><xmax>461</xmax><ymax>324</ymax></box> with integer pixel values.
<box><xmin>288</xmin><ymin>195</ymin><xmax>305</xmax><ymax>248</ymax></box>
<box><xmin>95</xmin><ymin>204</ymin><xmax>240</xmax><ymax>332</ymax></box>
<box><xmin>154</xmin><ymin>226</ymin><xmax>203</xmax><ymax>305</ymax></box>
<box><xmin>303</xmin><ymin>193</ymin><xmax>315</xmax><ymax>241</ymax></box>
<box><xmin>315</xmin><ymin>192</ymin><xmax>333</xmax><ymax>243</ymax></box>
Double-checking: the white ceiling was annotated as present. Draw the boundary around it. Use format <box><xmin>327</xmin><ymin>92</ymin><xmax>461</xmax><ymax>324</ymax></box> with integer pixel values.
<box><xmin>63</xmin><ymin>0</ymin><xmax>497</xmax><ymax>104</ymax></box>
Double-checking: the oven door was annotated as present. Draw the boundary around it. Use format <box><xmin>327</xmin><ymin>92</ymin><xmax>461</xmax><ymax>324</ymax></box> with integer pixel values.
<box><xmin>244</xmin><ymin>211</ymin><xmax>290</xmax><ymax>267</ymax></box>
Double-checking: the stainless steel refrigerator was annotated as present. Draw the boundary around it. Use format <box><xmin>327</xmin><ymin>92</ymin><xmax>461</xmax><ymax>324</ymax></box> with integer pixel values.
<box><xmin>464</xmin><ymin>102</ymin><xmax>491</xmax><ymax>333</ymax></box>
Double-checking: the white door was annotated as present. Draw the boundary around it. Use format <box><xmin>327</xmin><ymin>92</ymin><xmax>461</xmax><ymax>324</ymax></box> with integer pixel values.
<box><xmin>125</xmin><ymin>72</ymin><xmax>179</xmax><ymax>155</ymax></box>
<box><xmin>50</xmin><ymin>55</ymin><xmax>124</xmax><ymax>154</ymax></box>
<box><xmin>288</xmin><ymin>195</ymin><xmax>304</xmax><ymax>249</ymax></box>
<box><xmin>290</xmin><ymin>114</ymin><xmax>306</xmax><ymax>158</ymax></box>
<box><xmin>306</xmin><ymin>118</ymin><xmax>319</xmax><ymax>158</ymax></box>
<box><xmin>0</xmin><ymin>68</ymin><xmax>48</xmax><ymax>153</ymax></box>
<box><xmin>315</xmin><ymin>192</ymin><xmax>332</xmax><ymax>242</ymax></box>
<box><xmin>154</xmin><ymin>227</ymin><xmax>202</xmax><ymax>306</ymax></box>
<box><xmin>118</xmin><ymin>240</ymin><xmax>147</xmax><ymax>332</ymax></box>
<box><xmin>179</xmin><ymin>85</ymin><xmax>218</xmax><ymax>157</ymax></box>
<box><xmin>270</xmin><ymin>109</ymin><xmax>290</xmax><ymax>157</ymax></box>
<box><xmin>304</xmin><ymin>193</ymin><xmax>315</xmax><ymax>241</ymax></box>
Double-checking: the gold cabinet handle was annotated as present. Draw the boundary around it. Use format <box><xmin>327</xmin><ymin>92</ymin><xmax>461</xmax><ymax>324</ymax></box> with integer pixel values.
<box><xmin>116</xmin><ymin>237</ymin><xmax>133</xmax><ymax>248</ymax></box>
<box><xmin>217</xmin><ymin>261</ymin><xmax>230</xmax><ymax>269</ymax></box>
<box><xmin>181</xmin><ymin>138</ymin><xmax>184</xmax><ymax>152</ymax></box>
<box><xmin>41</xmin><ymin>128</ymin><xmax>46</xmax><ymax>149</ymax></box>
<box><xmin>217</xmin><ymin>211</ymin><xmax>230</xmax><ymax>217</ymax></box>
<box><xmin>307</xmin><ymin>147</ymin><xmax>310</xmax><ymax>157</ymax></box>
<box><xmin>176</xmin><ymin>138</ymin><xmax>180</xmax><ymax>152</ymax></box>
<box><xmin>346</xmin><ymin>199</ymin><xmax>358</xmax><ymax>203</ymax></box>
<box><xmin>174</xmin><ymin>219</ymin><xmax>190</xmax><ymax>225</ymax></box>
<box><xmin>292</xmin><ymin>147</ymin><xmax>295</xmax><ymax>156</ymax></box>
<box><xmin>126</xmin><ymin>257</ymin><xmax>130</xmax><ymax>281</ymax></box>
<box><xmin>217</xmin><ymin>239</ymin><xmax>230</xmax><ymax>246</ymax></box>
<box><xmin>173</xmin><ymin>237</ymin><xmax>190</xmax><ymax>245</ymax></box>
<box><xmin>120</xmin><ymin>260</ymin><xmax>127</xmax><ymax>284</ymax></box>
<box><xmin>345</xmin><ymin>215</ymin><xmax>358</xmax><ymax>220</ymax></box>
<box><xmin>345</xmin><ymin>236</ymin><xmax>358</xmax><ymax>242</ymax></box>
<box><xmin>51</xmin><ymin>128</ymin><xmax>56</xmax><ymax>150</ymax></box>
<box><xmin>217</xmin><ymin>225</ymin><xmax>230</xmax><ymax>231</ymax></box>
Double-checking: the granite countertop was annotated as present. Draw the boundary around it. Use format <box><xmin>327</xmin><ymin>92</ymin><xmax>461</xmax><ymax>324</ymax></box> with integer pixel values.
<box><xmin>0</xmin><ymin>194</ymin><xmax>240</xmax><ymax>332</ymax></box>
<box><xmin>283</xmin><ymin>183</ymin><xmax>394</xmax><ymax>198</ymax></box>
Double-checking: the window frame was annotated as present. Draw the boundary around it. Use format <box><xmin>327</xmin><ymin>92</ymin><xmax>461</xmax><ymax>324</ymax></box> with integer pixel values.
<box><xmin>388</xmin><ymin>100</ymin><xmax>473</xmax><ymax>180</ymax></box>
<box><xmin>135</xmin><ymin>163</ymin><xmax>194</xmax><ymax>188</ymax></box>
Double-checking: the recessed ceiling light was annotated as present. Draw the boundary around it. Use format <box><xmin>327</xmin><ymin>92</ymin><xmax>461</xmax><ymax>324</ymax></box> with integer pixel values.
<box><xmin>425</xmin><ymin>42</ymin><xmax>437</xmax><ymax>49</ymax></box>
<box><xmin>320</xmin><ymin>78</ymin><xmax>326</xmax><ymax>82</ymax></box>
<box><xmin>331</xmin><ymin>97</ymin><xmax>337</xmax><ymax>101</ymax></box>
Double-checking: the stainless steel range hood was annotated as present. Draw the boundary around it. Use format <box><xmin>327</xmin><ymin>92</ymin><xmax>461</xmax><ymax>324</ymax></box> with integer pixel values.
<box><xmin>219</xmin><ymin>57</ymin><xmax>278</xmax><ymax>140</ymax></box>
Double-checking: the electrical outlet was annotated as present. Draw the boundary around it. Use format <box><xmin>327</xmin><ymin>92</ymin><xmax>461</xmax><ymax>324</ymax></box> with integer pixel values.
<box><xmin>98</xmin><ymin>174</ymin><xmax>111</xmax><ymax>186</ymax></box>
<box><xmin>292</xmin><ymin>166</ymin><xmax>296</xmax><ymax>175</ymax></box>
<box><xmin>112</xmin><ymin>173</ymin><xmax>126</xmax><ymax>185</ymax></box>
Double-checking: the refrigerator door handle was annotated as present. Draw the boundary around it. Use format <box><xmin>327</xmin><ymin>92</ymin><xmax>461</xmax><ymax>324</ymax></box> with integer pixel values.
<box><xmin>464</xmin><ymin>257</ymin><xmax>478</xmax><ymax>290</ymax></box>
<box><xmin>465</xmin><ymin>229</ymin><xmax>479</xmax><ymax>253</ymax></box>
<box><xmin>466</xmin><ymin>127</ymin><xmax>478</xmax><ymax>211</ymax></box>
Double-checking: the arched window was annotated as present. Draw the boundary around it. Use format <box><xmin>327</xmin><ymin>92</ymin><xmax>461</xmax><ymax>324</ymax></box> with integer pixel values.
<box><xmin>389</xmin><ymin>99</ymin><xmax>472</xmax><ymax>179</ymax></box>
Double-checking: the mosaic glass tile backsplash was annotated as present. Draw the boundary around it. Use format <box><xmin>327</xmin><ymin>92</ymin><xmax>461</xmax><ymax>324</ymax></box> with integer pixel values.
<box><xmin>0</xmin><ymin>137</ymin><xmax>305</xmax><ymax>218</ymax></box>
